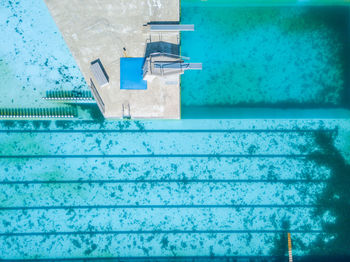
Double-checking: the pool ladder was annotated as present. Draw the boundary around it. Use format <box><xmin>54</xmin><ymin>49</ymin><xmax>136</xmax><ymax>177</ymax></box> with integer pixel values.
<box><xmin>122</xmin><ymin>103</ymin><xmax>131</xmax><ymax>119</ymax></box>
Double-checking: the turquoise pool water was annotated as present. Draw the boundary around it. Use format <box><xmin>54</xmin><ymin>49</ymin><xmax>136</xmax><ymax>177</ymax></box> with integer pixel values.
<box><xmin>0</xmin><ymin>0</ymin><xmax>350</xmax><ymax>260</ymax></box>
<box><xmin>0</xmin><ymin>0</ymin><xmax>90</xmax><ymax>113</ymax></box>
<box><xmin>1</xmin><ymin>118</ymin><xmax>350</xmax><ymax>259</ymax></box>
<box><xmin>181</xmin><ymin>3</ymin><xmax>349</xmax><ymax>107</ymax></box>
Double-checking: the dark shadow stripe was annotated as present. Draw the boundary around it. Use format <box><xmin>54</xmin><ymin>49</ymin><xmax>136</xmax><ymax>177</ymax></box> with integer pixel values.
<box><xmin>0</xmin><ymin>129</ymin><xmax>336</xmax><ymax>133</ymax></box>
<box><xmin>0</xmin><ymin>229</ymin><xmax>324</xmax><ymax>237</ymax></box>
<box><xmin>2</xmin><ymin>255</ymin><xmax>350</xmax><ymax>262</ymax></box>
<box><xmin>0</xmin><ymin>204</ymin><xmax>319</xmax><ymax>210</ymax></box>
<box><xmin>0</xmin><ymin>154</ymin><xmax>308</xmax><ymax>159</ymax></box>
<box><xmin>0</xmin><ymin>179</ymin><xmax>328</xmax><ymax>184</ymax></box>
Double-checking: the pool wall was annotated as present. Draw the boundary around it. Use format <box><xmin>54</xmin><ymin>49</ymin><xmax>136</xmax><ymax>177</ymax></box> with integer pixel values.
<box><xmin>347</xmin><ymin>7</ymin><xmax>350</xmax><ymax>107</ymax></box>
<box><xmin>183</xmin><ymin>0</ymin><xmax>350</xmax><ymax>6</ymax></box>
<box><xmin>182</xmin><ymin>107</ymin><xmax>350</xmax><ymax>119</ymax></box>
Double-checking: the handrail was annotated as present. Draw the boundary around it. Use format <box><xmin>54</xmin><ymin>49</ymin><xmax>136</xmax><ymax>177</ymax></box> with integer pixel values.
<box><xmin>0</xmin><ymin>107</ymin><xmax>77</xmax><ymax>119</ymax></box>
<box><xmin>43</xmin><ymin>90</ymin><xmax>94</xmax><ymax>101</ymax></box>
<box><xmin>149</xmin><ymin>52</ymin><xmax>190</xmax><ymax>61</ymax></box>
<box><xmin>89</xmin><ymin>79</ymin><xmax>105</xmax><ymax>114</ymax></box>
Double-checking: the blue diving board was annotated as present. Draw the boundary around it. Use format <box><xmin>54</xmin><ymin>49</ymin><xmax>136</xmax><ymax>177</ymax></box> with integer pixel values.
<box><xmin>120</xmin><ymin>58</ymin><xmax>147</xmax><ymax>90</ymax></box>
<box><xmin>154</xmin><ymin>62</ymin><xmax>203</xmax><ymax>70</ymax></box>
<box><xmin>150</xmin><ymin>24</ymin><xmax>195</xmax><ymax>31</ymax></box>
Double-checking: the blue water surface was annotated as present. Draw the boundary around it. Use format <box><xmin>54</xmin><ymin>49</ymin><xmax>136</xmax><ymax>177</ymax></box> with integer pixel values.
<box><xmin>0</xmin><ymin>0</ymin><xmax>88</xmax><ymax>108</ymax></box>
<box><xmin>0</xmin><ymin>0</ymin><xmax>350</xmax><ymax>260</ymax></box>
<box><xmin>181</xmin><ymin>3</ymin><xmax>348</xmax><ymax>107</ymax></box>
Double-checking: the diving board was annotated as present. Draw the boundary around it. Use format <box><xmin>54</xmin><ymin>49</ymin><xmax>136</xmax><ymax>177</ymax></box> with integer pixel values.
<box><xmin>153</xmin><ymin>62</ymin><xmax>202</xmax><ymax>75</ymax></box>
<box><xmin>143</xmin><ymin>53</ymin><xmax>202</xmax><ymax>79</ymax></box>
<box><xmin>150</xmin><ymin>24</ymin><xmax>194</xmax><ymax>31</ymax></box>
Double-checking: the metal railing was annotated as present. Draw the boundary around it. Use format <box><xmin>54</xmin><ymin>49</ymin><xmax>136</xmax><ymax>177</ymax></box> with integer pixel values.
<box><xmin>89</xmin><ymin>79</ymin><xmax>105</xmax><ymax>114</ymax></box>
<box><xmin>0</xmin><ymin>107</ymin><xmax>77</xmax><ymax>119</ymax></box>
<box><xmin>43</xmin><ymin>90</ymin><xmax>94</xmax><ymax>102</ymax></box>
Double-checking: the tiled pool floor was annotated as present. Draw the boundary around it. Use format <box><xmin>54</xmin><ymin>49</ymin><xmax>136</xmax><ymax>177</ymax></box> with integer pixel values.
<box><xmin>0</xmin><ymin>118</ymin><xmax>350</xmax><ymax>259</ymax></box>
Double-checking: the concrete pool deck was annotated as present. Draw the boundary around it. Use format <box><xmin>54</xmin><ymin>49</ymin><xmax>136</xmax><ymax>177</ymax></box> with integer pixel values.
<box><xmin>43</xmin><ymin>0</ymin><xmax>181</xmax><ymax>119</ymax></box>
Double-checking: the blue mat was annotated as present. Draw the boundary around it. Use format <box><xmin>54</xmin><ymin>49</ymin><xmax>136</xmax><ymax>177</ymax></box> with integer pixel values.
<box><xmin>120</xmin><ymin>58</ymin><xmax>147</xmax><ymax>90</ymax></box>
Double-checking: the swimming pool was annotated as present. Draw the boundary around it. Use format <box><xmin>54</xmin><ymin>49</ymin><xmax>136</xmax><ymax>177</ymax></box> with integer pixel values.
<box><xmin>0</xmin><ymin>0</ymin><xmax>350</xmax><ymax>260</ymax></box>
<box><xmin>0</xmin><ymin>0</ymin><xmax>91</xmax><ymax>117</ymax></box>
<box><xmin>181</xmin><ymin>2</ymin><xmax>350</xmax><ymax>108</ymax></box>
<box><xmin>1</xmin><ymin>118</ymin><xmax>349</xmax><ymax>259</ymax></box>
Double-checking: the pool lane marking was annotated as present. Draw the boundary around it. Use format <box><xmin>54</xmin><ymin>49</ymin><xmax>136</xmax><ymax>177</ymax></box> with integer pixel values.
<box><xmin>0</xmin><ymin>230</ymin><xmax>324</xmax><ymax>237</ymax></box>
<box><xmin>0</xmin><ymin>129</ymin><xmax>336</xmax><ymax>133</ymax></box>
<box><xmin>0</xmin><ymin>204</ymin><xmax>322</xmax><ymax>210</ymax></box>
<box><xmin>0</xmin><ymin>179</ymin><xmax>328</xmax><ymax>184</ymax></box>
<box><xmin>0</xmin><ymin>256</ymin><xmax>333</xmax><ymax>262</ymax></box>
<box><xmin>0</xmin><ymin>154</ymin><xmax>309</xmax><ymax>158</ymax></box>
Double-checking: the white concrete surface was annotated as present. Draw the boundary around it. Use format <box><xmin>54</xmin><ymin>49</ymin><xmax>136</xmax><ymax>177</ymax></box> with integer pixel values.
<box><xmin>44</xmin><ymin>0</ymin><xmax>180</xmax><ymax>119</ymax></box>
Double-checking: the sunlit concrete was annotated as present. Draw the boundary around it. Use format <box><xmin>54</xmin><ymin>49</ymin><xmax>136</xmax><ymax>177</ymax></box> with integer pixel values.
<box><xmin>44</xmin><ymin>0</ymin><xmax>180</xmax><ymax>119</ymax></box>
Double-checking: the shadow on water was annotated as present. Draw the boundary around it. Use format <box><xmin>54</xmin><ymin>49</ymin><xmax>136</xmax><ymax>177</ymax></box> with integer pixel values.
<box><xmin>307</xmin><ymin>131</ymin><xmax>350</xmax><ymax>256</ymax></box>
<box><xmin>185</xmin><ymin>102</ymin><xmax>350</xmax><ymax>109</ymax></box>
<box><xmin>55</xmin><ymin>104</ymin><xmax>106</xmax><ymax>129</ymax></box>
<box><xmin>267</xmin><ymin>130</ymin><xmax>350</xmax><ymax>262</ymax></box>
<box><xmin>181</xmin><ymin>6</ymin><xmax>350</xmax><ymax>109</ymax></box>
<box><xmin>0</xmin><ymin>120</ymin><xmax>51</xmax><ymax>130</ymax></box>
<box><xmin>318</xmin><ymin>6</ymin><xmax>350</xmax><ymax>108</ymax></box>
<box><xmin>344</xmin><ymin>7</ymin><xmax>350</xmax><ymax>108</ymax></box>
<box><xmin>77</xmin><ymin>104</ymin><xmax>105</xmax><ymax>123</ymax></box>
<box><xmin>272</xmin><ymin>6</ymin><xmax>350</xmax><ymax>109</ymax></box>
<box><xmin>269</xmin><ymin>220</ymin><xmax>290</xmax><ymax>262</ymax></box>
<box><xmin>284</xmin><ymin>6</ymin><xmax>350</xmax><ymax>108</ymax></box>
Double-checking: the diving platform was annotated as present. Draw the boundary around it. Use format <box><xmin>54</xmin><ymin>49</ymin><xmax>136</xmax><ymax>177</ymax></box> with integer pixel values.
<box><xmin>143</xmin><ymin>53</ymin><xmax>202</xmax><ymax>79</ymax></box>
<box><xmin>43</xmin><ymin>0</ymin><xmax>182</xmax><ymax>119</ymax></box>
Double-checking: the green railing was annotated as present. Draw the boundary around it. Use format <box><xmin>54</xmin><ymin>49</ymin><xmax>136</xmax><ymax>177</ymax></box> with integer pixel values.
<box><xmin>43</xmin><ymin>90</ymin><xmax>94</xmax><ymax>102</ymax></box>
<box><xmin>0</xmin><ymin>107</ymin><xmax>78</xmax><ymax>119</ymax></box>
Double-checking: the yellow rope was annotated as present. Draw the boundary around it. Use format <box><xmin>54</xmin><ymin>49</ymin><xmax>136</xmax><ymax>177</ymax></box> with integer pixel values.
<box><xmin>288</xmin><ymin>233</ymin><xmax>293</xmax><ymax>262</ymax></box>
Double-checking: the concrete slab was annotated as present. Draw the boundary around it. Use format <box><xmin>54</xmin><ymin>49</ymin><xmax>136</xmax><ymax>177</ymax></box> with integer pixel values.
<box><xmin>43</xmin><ymin>0</ymin><xmax>180</xmax><ymax>119</ymax></box>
